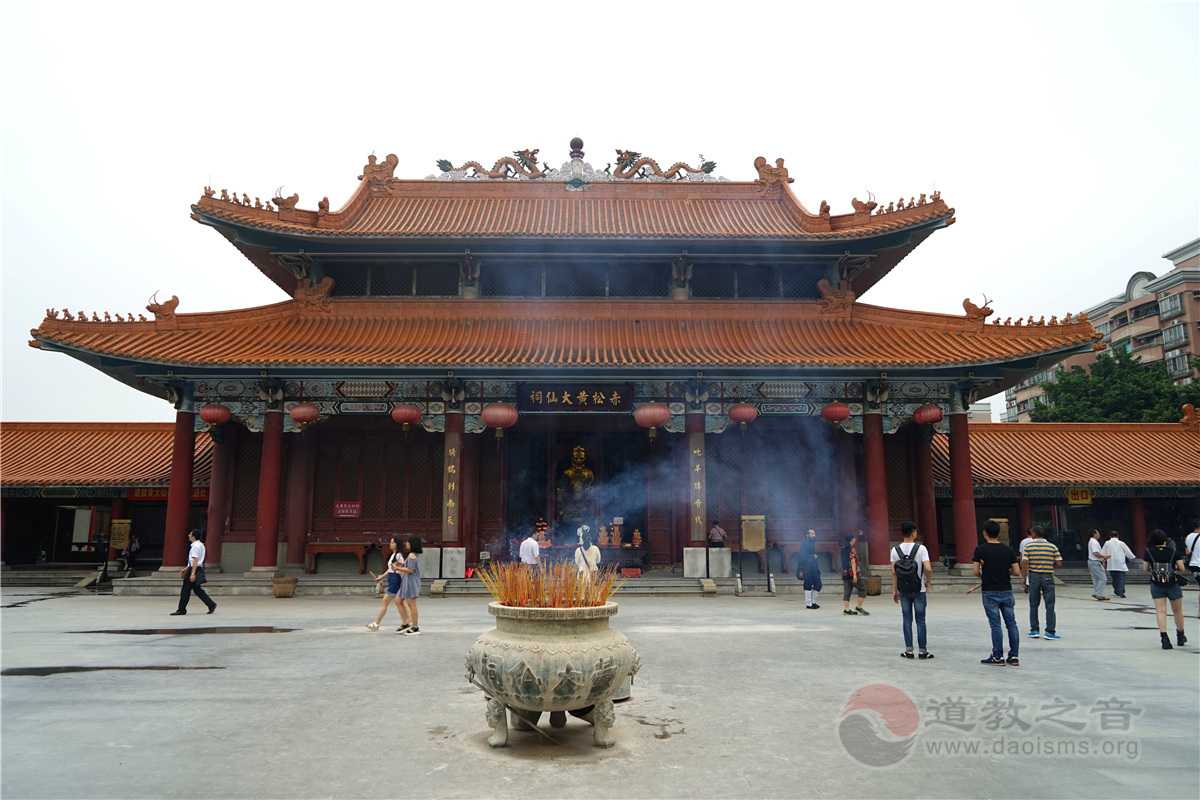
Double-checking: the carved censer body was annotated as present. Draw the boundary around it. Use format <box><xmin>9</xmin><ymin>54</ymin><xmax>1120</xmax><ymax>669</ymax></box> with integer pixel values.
<box><xmin>465</xmin><ymin>602</ymin><xmax>639</xmax><ymax>748</ymax></box>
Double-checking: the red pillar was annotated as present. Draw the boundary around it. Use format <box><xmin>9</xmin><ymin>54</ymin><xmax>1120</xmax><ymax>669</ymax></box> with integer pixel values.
<box><xmin>204</xmin><ymin>424</ymin><xmax>238</xmax><ymax>570</ymax></box>
<box><xmin>949</xmin><ymin>409</ymin><xmax>978</xmax><ymax>564</ymax></box>
<box><xmin>837</xmin><ymin>431</ymin><xmax>861</xmax><ymax>535</ymax></box>
<box><xmin>914</xmin><ymin>426</ymin><xmax>939</xmax><ymax>563</ymax></box>
<box><xmin>1130</xmin><ymin>497</ymin><xmax>1147</xmax><ymax>555</ymax></box>
<box><xmin>1017</xmin><ymin>498</ymin><xmax>1033</xmax><ymax>539</ymax></box>
<box><xmin>862</xmin><ymin>411</ymin><xmax>890</xmax><ymax>565</ymax></box>
<box><xmin>161</xmin><ymin>409</ymin><xmax>197</xmax><ymax>568</ymax></box>
<box><xmin>251</xmin><ymin>410</ymin><xmax>284</xmax><ymax>571</ymax></box>
<box><xmin>283</xmin><ymin>428</ymin><xmax>314</xmax><ymax>569</ymax></box>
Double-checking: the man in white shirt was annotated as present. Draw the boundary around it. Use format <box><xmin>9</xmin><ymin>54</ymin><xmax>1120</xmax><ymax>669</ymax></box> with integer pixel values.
<box><xmin>1086</xmin><ymin>529</ymin><xmax>1109</xmax><ymax>600</ymax></box>
<box><xmin>1185</xmin><ymin>519</ymin><xmax>1200</xmax><ymax>617</ymax></box>
<box><xmin>171</xmin><ymin>530</ymin><xmax>216</xmax><ymax>615</ymax></box>
<box><xmin>519</xmin><ymin>531</ymin><xmax>541</xmax><ymax>566</ymax></box>
<box><xmin>1102</xmin><ymin>530</ymin><xmax>1136</xmax><ymax>599</ymax></box>
<box><xmin>890</xmin><ymin>521</ymin><xmax>933</xmax><ymax>659</ymax></box>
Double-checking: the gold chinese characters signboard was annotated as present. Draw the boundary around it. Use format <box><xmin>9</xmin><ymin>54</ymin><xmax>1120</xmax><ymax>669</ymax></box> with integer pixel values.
<box><xmin>109</xmin><ymin>519</ymin><xmax>131</xmax><ymax>550</ymax></box>
<box><xmin>1066</xmin><ymin>488</ymin><xmax>1093</xmax><ymax>506</ymax></box>
<box><xmin>517</xmin><ymin>383</ymin><xmax>633</xmax><ymax>413</ymax></box>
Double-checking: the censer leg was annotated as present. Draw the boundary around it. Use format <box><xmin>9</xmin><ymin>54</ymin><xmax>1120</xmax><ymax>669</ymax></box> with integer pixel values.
<box><xmin>485</xmin><ymin>697</ymin><xmax>508</xmax><ymax>748</ymax></box>
<box><xmin>549</xmin><ymin>710</ymin><xmax>567</xmax><ymax>729</ymax></box>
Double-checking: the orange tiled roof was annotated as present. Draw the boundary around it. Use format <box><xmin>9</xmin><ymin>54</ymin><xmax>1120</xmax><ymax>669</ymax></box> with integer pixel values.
<box><xmin>30</xmin><ymin>298</ymin><xmax>1097</xmax><ymax>370</ymax></box>
<box><xmin>932</xmin><ymin>423</ymin><xmax>1200</xmax><ymax>488</ymax></box>
<box><xmin>192</xmin><ymin>157</ymin><xmax>953</xmax><ymax>241</ymax></box>
<box><xmin>0</xmin><ymin>423</ymin><xmax>212</xmax><ymax>487</ymax></box>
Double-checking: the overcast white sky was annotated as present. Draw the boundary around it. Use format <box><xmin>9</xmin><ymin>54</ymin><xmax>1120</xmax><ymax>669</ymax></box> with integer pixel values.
<box><xmin>3</xmin><ymin>1</ymin><xmax>1197</xmax><ymax>422</ymax></box>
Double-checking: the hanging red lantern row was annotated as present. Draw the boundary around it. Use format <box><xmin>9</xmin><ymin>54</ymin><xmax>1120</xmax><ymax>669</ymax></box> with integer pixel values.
<box><xmin>912</xmin><ymin>403</ymin><xmax>944</xmax><ymax>426</ymax></box>
<box><xmin>728</xmin><ymin>402</ymin><xmax>759</xmax><ymax>429</ymax></box>
<box><xmin>821</xmin><ymin>401</ymin><xmax>851</xmax><ymax>425</ymax></box>
<box><xmin>289</xmin><ymin>401</ymin><xmax>320</xmax><ymax>428</ymax></box>
<box><xmin>633</xmin><ymin>402</ymin><xmax>671</xmax><ymax>440</ymax></box>
<box><xmin>198</xmin><ymin>403</ymin><xmax>232</xmax><ymax>426</ymax></box>
<box><xmin>480</xmin><ymin>403</ymin><xmax>519</xmax><ymax>438</ymax></box>
<box><xmin>389</xmin><ymin>403</ymin><xmax>422</xmax><ymax>432</ymax></box>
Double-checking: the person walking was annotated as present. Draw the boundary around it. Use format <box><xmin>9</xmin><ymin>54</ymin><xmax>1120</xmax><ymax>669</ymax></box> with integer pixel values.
<box><xmin>396</xmin><ymin>536</ymin><xmax>423</xmax><ymax>636</ymax></box>
<box><xmin>1184</xmin><ymin>519</ymin><xmax>1200</xmax><ymax>619</ymax></box>
<box><xmin>366</xmin><ymin>536</ymin><xmax>405</xmax><ymax>631</ymax></box>
<box><xmin>1144</xmin><ymin>529</ymin><xmax>1187</xmax><ymax>650</ymax></box>
<box><xmin>840</xmin><ymin>532</ymin><xmax>868</xmax><ymax>616</ymax></box>
<box><xmin>122</xmin><ymin>533</ymin><xmax>141</xmax><ymax>573</ymax></box>
<box><xmin>1021</xmin><ymin>524</ymin><xmax>1063</xmax><ymax>640</ymax></box>
<box><xmin>1087</xmin><ymin>529</ymin><xmax>1110</xmax><ymax>600</ymax></box>
<box><xmin>575</xmin><ymin>527</ymin><xmax>601</xmax><ymax>576</ymax></box>
<box><xmin>519</xmin><ymin>529</ymin><xmax>541</xmax><ymax>566</ymax></box>
<box><xmin>891</xmin><ymin>521</ymin><xmax>933</xmax><ymax>660</ymax></box>
<box><xmin>1017</xmin><ymin>527</ymin><xmax>1033</xmax><ymax>594</ymax></box>
<box><xmin>170</xmin><ymin>530</ymin><xmax>216</xmax><ymax>616</ymax></box>
<box><xmin>974</xmin><ymin>520</ymin><xmax>1021</xmax><ymax>666</ymax></box>
<box><xmin>1103</xmin><ymin>531</ymin><xmax>1136</xmax><ymax>599</ymax></box>
<box><xmin>797</xmin><ymin>528</ymin><xmax>822</xmax><ymax>609</ymax></box>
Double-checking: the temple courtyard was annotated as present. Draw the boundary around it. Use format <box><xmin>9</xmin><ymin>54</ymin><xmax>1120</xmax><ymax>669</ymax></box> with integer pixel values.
<box><xmin>2</xmin><ymin>587</ymin><xmax>1197</xmax><ymax>799</ymax></box>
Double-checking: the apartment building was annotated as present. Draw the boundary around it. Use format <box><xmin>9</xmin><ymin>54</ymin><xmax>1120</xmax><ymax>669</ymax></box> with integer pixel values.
<box><xmin>1004</xmin><ymin>236</ymin><xmax>1200</xmax><ymax>422</ymax></box>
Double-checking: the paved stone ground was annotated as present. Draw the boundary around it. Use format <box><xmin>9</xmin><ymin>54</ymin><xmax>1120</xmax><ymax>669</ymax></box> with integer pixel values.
<box><xmin>2</xmin><ymin>584</ymin><xmax>1198</xmax><ymax>799</ymax></box>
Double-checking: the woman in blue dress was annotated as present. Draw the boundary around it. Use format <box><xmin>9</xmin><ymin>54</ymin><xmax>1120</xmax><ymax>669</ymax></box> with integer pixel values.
<box><xmin>396</xmin><ymin>536</ymin><xmax>423</xmax><ymax>635</ymax></box>
<box><xmin>366</xmin><ymin>536</ymin><xmax>405</xmax><ymax>631</ymax></box>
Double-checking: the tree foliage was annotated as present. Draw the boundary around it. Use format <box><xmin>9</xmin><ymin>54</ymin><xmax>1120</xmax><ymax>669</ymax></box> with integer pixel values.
<box><xmin>1029</xmin><ymin>348</ymin><xmax>1200</xmax><ymax>423</ymax></box>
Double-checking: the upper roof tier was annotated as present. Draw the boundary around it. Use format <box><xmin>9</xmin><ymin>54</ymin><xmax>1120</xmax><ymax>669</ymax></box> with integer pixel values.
<box><xmin>191</xmin><ymin>140</ymin><xmax>955</xmax><ymax>294</ymax></box>
<box><xmin>30</xmin><ymin>296</ymin><xmax>1097</xmax><ymax>380</ymax></box>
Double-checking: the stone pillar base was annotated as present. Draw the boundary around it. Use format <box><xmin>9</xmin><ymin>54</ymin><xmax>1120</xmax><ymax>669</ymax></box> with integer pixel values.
<box><xmin>276</xmin><ymin>563</ymin><xmax>306</xmax><ymax>576</ymax></box>
<box><xmin>243</xmin><ymin>566</ymin><xmax>279</xmax><ymax>578</ymax></box>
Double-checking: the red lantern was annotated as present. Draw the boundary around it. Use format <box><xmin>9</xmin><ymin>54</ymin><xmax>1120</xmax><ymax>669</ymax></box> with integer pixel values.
<box><xmin>728</xmin><ymin>402</ymin><xmax>759</xmax><ymax>428</ymax></box>
<box><xmin>198</xmin><ymin>403</ymin><xmax>231</xmax><ymax>426</ymax></box>
<box><xmin>290</xmin><ymin>401</ymin><xmax>320</xmax><ymax>427</ymax></box>
<box><xmin>821</xmin><ymin>401</ymin><xmax>851</xmax><ymax>425</ymax></box>
<box><xmin>389</xmin><ymin>404</ymin><xmax>422</xmax><ymax>431</ymax></box>
<box><xmin>633</xmin><ymin>402</ymin><xmax>671</xmax><ymax>440</ymax></box>
<box><xmin>480</xmin><ymin>403</ymin><xmax>518</xmax><ymax>438</ymax></box>
<box><xmin>912</xmin><ymin>403</ymin><xmax>944</xmax><ymax>426</ymax></box>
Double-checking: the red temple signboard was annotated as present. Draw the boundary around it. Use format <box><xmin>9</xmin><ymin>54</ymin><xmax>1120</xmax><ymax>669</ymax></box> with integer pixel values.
<box><xmin>332</xmin><ymin>500</ymin><xmax>362</xmax><ymax>518</ymax></box>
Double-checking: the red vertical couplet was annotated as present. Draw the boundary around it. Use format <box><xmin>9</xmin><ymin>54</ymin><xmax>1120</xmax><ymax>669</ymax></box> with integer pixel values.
<box><xmin>161</xmin><ymin>409</ymin><xmax>197</xmax><ymax>568</ymax></box>
<box><xmin>686</xmin><ymin>412</ymin><xmax>706</xmax><ymax>543</ymax></box>
<box><xmin>914</xmin><ymin>426</ymin><xmax>939</xmax><ymax>563</ymax></box>
<box><xmin>253</xmin><ymin>410</ymin><xmax>284</xmax><ymax>569</ymax></box>
<box><xmin>204</xmin><ymin>425</ymin><xmax>237</xmax><ymax>569</ymax></box>
<box><xmin>1130</xmin><ymin>497</ymin><xmax>1147</xmax><ymax>555</ymax></box>
<box><xmin>862</xmin><ymin>411</ymin><xmax>890</xmax><ymax>565</ymax></box>
<box><xmin>442</xmin><ymin>412</ymin><xmax>465</xmax><ymax>543</ymax></box>
<box><xmin>949</xmin><ymin>411</ymin><xmax>978</xmax><ymax>564</ymax></box>
<box><xmin>1017</xmin><ymin>498</ymin><xmax>1033</xmax><ymax>539</ymax></box>
<box><xmin>283</xmin><ymin>428</ymin><xmax>314</xmax><ymax>568</ymax></box>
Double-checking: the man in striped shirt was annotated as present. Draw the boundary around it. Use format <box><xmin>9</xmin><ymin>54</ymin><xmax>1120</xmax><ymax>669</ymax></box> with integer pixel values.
<box><xmin>1021</xmin><ymin>525</ymin><xmax>1063</xmax><ymax>640</ymax></box>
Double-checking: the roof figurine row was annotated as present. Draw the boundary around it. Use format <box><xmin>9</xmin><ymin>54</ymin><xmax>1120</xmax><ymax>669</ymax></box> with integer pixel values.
<box><xmin>991</xmin><ymin>313</ymin><xmax>1090</xmax><ymax>327</ymax></box>
<box><xmin>44</xmin><ymin>308</ymin><xmax>150</xmax><ymax>323</ymax></box>
<box><xmin>202</xmin><ymin>186</ymin><xmax>275</xmax><ymax>212</ymax></box>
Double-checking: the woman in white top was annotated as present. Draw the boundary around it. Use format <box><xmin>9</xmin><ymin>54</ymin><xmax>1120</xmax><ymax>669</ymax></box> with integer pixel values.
<box><xmin>1102</xmin><ymin>530</ymin><xmax>1136</xmax><ymax>599</ymax></box>
<box><xmin>366</xmin><ymin>536</ymin><xmax>406</xmax><ymax>631</ymax></box>
<box><xmin>574</xmin><ymin>526</ymin><xmax>601</xmax><ymax>577</ymax></box>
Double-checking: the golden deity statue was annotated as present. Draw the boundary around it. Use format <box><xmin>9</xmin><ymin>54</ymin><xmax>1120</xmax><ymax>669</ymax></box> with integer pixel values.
<box><xmin>557</xmin><ymin>445</ymin><xmax>597</xmax><ymax>533</ymax></box>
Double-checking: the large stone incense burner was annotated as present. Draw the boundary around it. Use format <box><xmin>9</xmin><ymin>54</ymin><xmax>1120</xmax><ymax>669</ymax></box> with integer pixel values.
<box><xmin>465</xmin><ymin>601</ymin><xmax>639</xmax><ymax>748</ymax></box>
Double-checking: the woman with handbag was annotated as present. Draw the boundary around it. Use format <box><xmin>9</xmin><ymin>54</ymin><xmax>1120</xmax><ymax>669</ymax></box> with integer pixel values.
<box><xmin>1143</xmin><ymin>529</ymin><xmax>1188</xmax><ymax>650</ymax></box>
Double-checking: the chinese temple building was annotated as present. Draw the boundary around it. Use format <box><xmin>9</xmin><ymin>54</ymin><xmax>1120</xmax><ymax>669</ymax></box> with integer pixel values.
<box><xmin>21</xmin><ymin>139</ymin><xmax>1120</xmax><ymax>574</ymax></box>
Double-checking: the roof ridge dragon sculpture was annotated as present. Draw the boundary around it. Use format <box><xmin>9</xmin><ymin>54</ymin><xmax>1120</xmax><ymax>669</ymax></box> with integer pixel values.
<box><xmin>436</xmin><ymin>149</ymin><xmax>545</xmax><ymax>179</ymax></box>
<box><xmin>610</xmin><ymin>149</ymin><xmax>716</xmax><ymax>180</ymax></box>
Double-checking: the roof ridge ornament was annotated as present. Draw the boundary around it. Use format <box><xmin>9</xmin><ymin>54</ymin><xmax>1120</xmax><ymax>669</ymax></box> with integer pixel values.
<box><xmin>435</xmin><ymin>149</ymin><xmax>546</xmax><ymax>180</ymax></box>
<box><xmin>611</xmin><ymin>149</ymin><xmax>716</xmax><ymax>180</ymax></box>
<box><xmin>753</xmin><ymin>156</ymin><xmax>793</xmax><ymax>188</ymax></box>
<box><xmin>359</xmin><ymin>153</ymin><xmax>399</xmax><ymax>184</ymax></box>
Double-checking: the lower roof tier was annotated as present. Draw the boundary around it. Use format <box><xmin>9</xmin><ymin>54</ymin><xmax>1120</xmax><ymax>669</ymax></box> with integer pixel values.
<box><xmin>30</xmin><ymin>298</ymin><xmax>1099</xmax><ymax>372</ymax></box>
<box><xmin>932</xmin><ymin>423</ymin><xmax>1199</xmax><ymax>488</ymax></box>
<box><xmin>0</xmin><ymin>423</ymin><xmax>213</xmax><ymax>488</ymax></box>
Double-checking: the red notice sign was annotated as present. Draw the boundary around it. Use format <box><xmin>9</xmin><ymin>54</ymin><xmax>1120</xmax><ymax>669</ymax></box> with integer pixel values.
<box><xmin>332</xmin><ymin>500</ymin><xmax>362</xmax><ymax>518</ymax></box>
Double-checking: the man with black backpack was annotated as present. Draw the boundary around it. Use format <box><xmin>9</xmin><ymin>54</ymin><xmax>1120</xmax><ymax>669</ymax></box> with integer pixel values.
<box><xmin>891</xmin><ymin>521</ymin><xmax>933</xmax><ymax>660</ymax></box>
